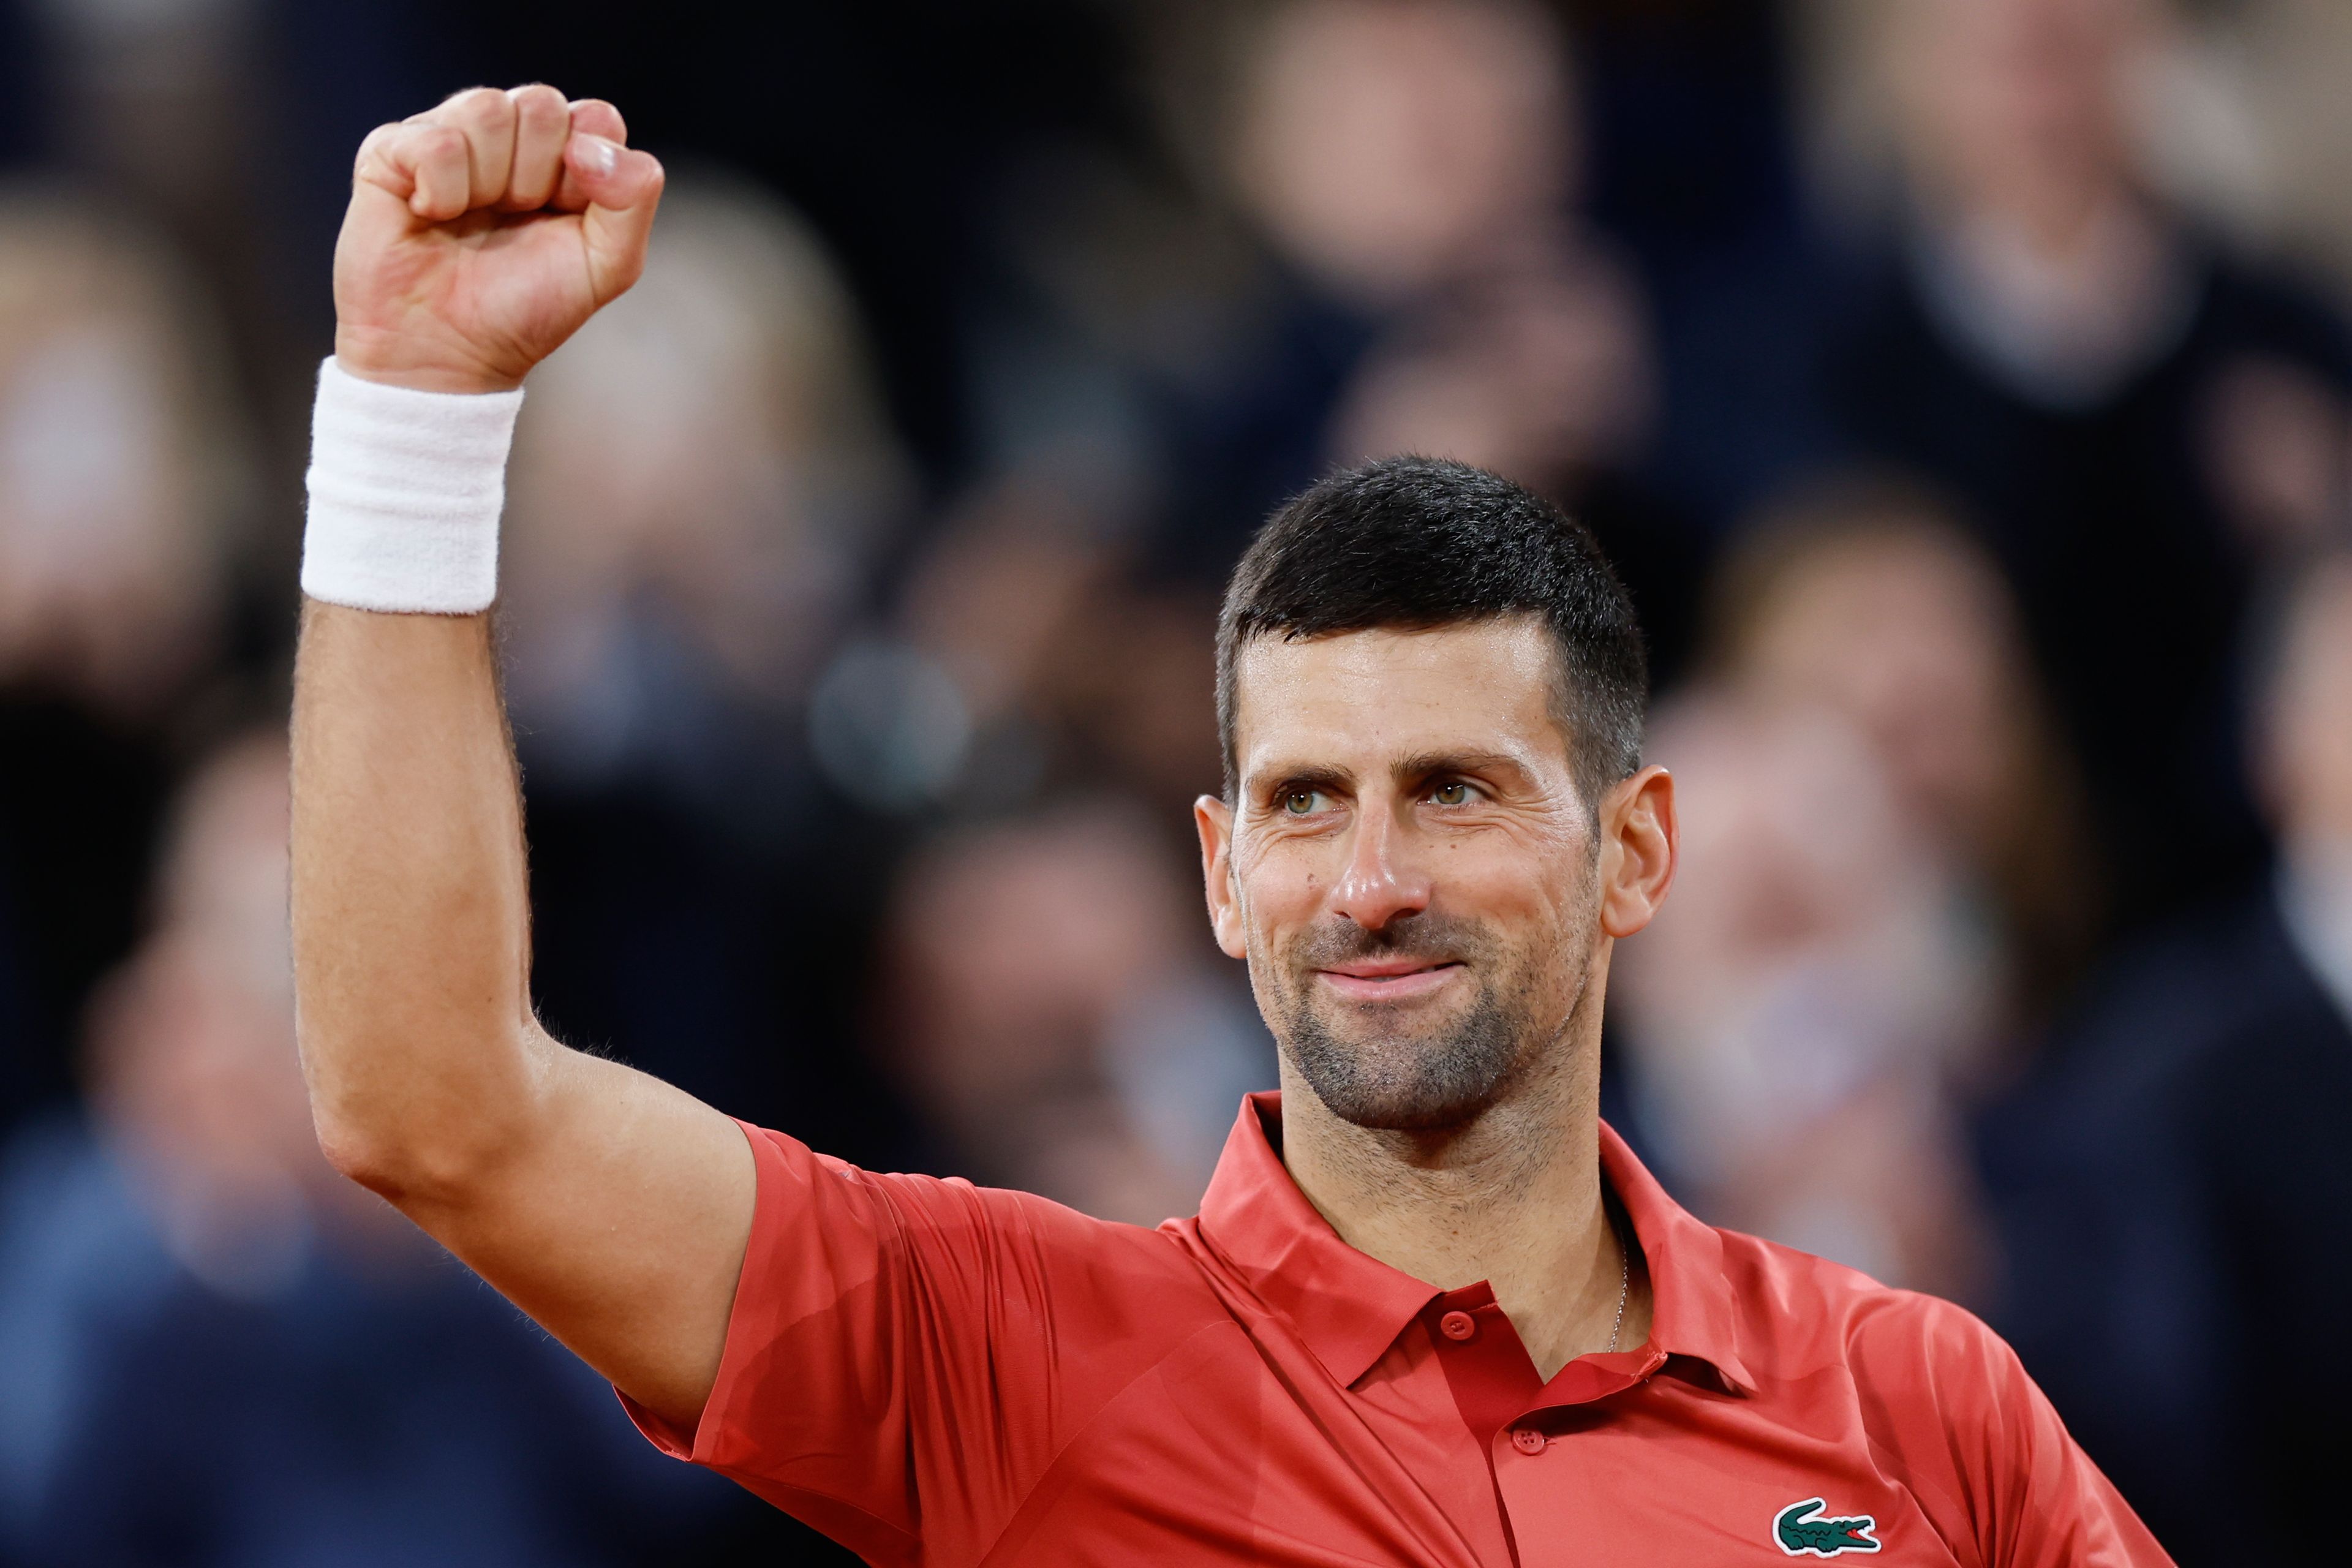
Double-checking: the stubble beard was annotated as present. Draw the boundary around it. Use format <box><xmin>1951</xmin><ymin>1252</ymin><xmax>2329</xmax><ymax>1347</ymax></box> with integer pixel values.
<box><xmin>1260</xmin><ymin>905</ymin><xmax>1592</xmax><ymax>1134</ymax></box>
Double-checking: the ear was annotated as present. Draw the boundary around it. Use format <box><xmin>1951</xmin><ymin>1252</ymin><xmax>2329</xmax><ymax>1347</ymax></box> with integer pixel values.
<box><xmin>1194</xmin><ymin>794</ymin><xmax>1250</xmax><ymax>960</ymax></box>
<box><xmin>1597</xmin><ymin>765</ymin><xmax>1676</xmax><ymax>940</ymax></box>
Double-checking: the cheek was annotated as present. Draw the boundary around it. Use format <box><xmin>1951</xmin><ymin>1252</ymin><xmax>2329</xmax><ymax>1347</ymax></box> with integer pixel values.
<box><xmin>1235</xmin><ymin>837</ymin><xmax>1332</xmax><ymax>934</ymax></box>
<box><xmin>1447</xmin><ymin>827</ymin><xmax>1588</xmax><ymax>918</ymax></box>
<box><xmin>1248</xmin><ymin>871</ymin><xmax>1322</xmax><ymax>934</ymax></box>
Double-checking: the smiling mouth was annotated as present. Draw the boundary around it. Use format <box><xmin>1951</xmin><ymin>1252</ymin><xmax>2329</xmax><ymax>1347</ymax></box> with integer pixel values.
<box><xmin>1314</xmin><ymin>962</ymin><xmax>1466</xmax><ymax>1001</ymax></box>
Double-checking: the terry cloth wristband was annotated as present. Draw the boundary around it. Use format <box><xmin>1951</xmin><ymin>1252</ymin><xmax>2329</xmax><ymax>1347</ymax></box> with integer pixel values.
<box><xmin>300</xmin><ymin>356</ymin><xmax>524</xmax><ymax>614</ymax></box>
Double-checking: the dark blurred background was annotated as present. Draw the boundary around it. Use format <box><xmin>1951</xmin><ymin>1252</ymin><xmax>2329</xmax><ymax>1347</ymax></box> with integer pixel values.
<box><xmin>1</xmin><ymin>0</ymin><xmax>2348</xmax><ymax>1562</ymax></box>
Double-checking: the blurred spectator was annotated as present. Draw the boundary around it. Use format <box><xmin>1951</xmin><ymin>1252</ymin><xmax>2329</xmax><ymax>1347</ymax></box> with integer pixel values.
<box><xmin>28</xmin><ymin>0</ymin><xmax>258</xmax><ymax>226</ymax></box>
<box><xmin>1816</xmin><ymin>0</ymin><xmax>2352</xmax><ymax>937</ymax></box>
<box><xmin>1703</xmin><ymin>477</ymin><xmax>2099</xmax><ymax>1023</ymax></box>
<box><xmin>1228</xmin><ymin>0</ymin><xmax>1716</xmax><ymax>671</ymax></box>
<box><xmin>971</xmin><ymin>0</ymin><xmax>1614</xmax><ymax>586</ymax></box>
<box><xmin>818</xmin><ymin>467</ymin><xmax>1231</xmax><ymax>857</ymax></box>
<box><xmin>2127</xmin><ymin>0</ymin><xmax>2352</xmax><ymax>304</ymax></box>
<box><xmin>0</xmin><ymin>187</ymin><xmax>240</xmax><ymax>726</ymax></box>
<box><xmin>1320</xmin><ymin>225</ymin><xmax>1708</xmax><ymax>677</ymax></box>
<box><xmin>1323</xmin><ymin>238</ymin><xmax>1651</xmax><ymax>505</ymax></box>
<box><xmin>0</xmin><ymin>187</ymin><xmax>246</xmax><ymax>1143</ymax></box>
<box><xmin>1227</xmin><ymin>0</ymin><xmax>1567</xmax><ymax>313</ymax></box>
<box><xmin>21</xmin><ymin>0</ymin><xmax>318</xmax><ymax>478</ymax></box>
<box><xmin>1566</xmin><ymin>0</ymin><xmax>1840</xmax><ymax>534</ymax></box>
<box><xmin>1609</xmin><ymin>476</ymin><xmax>2111</xmax><ymax>1295</ymax></box>
<box><xmin>503</xmin><ymin>175</ymin><xmax>909</xmax><ymax>818</ymax></box>
<box><xmin>880</xmin><ymin>801</ymin><xmax>1272</xmax><ymax>1226</ymax></box>
<box><xmin>946</xmin><ymin>0</ymin><xmax>1706</xmax><ymax>782</ymax></box>
<box><xmin>1208</xmin><ymin>0</ymin><xmax>1634</xmax><ymax>564</ymax></box>
<box><xmin>497</xmin><ymin>177</ymin><xmax>918</xmax><ymax>1161</ymax></box>
<box><xmin>0</xmin><ymin>731</ymin><xmax>774</xmax><ymax>1565</ymax></box>
<box><xmin>26</xmin><ymin>0</ymin><xmax>447</xmax><ymax>437</ymax></box>
<box><xmin>1615</xmin><ymin>694</ymin><xmax>1996</xmax><ymax>1297</ymax></box>
<box><xmin>1980</xmin><ymin>552</ymin><xmax>2352</xmax><ymax>1566</ymax></box>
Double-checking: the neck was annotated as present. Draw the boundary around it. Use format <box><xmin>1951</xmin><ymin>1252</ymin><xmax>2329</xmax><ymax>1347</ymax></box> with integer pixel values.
<box><xmin>1275</xmin><ymin>973</ymin><xmax>1651</xmax><ymax>1379</ymax></box>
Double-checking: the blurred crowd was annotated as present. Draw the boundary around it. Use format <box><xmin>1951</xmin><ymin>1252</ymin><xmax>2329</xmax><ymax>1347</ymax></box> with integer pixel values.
<box><xmin>0</xmin><ymin>0</ymin><xmax>2346</xmax><ymax>1563</ymax></box>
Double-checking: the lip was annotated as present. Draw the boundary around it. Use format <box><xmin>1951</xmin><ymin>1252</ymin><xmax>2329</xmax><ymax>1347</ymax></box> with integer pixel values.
<box><xmin>1314</xmin><ymin>961</ymin><xmax>1464</xmax><ymax>1002</ymax></box>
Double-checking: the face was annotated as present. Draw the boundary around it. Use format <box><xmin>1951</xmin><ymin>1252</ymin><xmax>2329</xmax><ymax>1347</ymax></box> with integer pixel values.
<box><xmin>1197</xmin><ymin>617</ymin><xmax>1675</xmax><ymax>1132</ymax></box>
<box><xmin>1890</xmin><ymin>0</ymin><xmax>2152</xmax><ymax>214</ymax></box>
<box><xmin>1237</xmin><ymin>0</ymin><xmax>1570</xmax><ymax>306</ymax></box>
<box><xmin>1739</xmin><ymin>531</ymin><xmax>2021</xmax><ymax>851</ymax></box>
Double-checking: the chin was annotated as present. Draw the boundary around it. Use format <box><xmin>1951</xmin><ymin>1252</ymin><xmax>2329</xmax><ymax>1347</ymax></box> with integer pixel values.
<box><xmin>1282</xmin><ymin>1014</ymin><xmax>1521</xmax><ymax>1134</ymax></box>
<box><xmin>1313</xmin><ymin>1079</ymin><xmax>1506</xmax><ymax>1134</ymax></box>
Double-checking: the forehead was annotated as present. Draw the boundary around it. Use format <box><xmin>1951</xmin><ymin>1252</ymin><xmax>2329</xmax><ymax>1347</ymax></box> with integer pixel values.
<box><xmin>1230</xmin><ymin>618</ymin><xmax>1568</xmax><ymax>778</ymax></box>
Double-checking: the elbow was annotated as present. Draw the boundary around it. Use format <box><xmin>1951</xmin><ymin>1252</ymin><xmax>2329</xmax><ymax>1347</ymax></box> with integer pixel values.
<box><xmin>311</xmin><ymin>1104</ymin><xmax>521</xmax><ymax>1208</ymax></box>
<box><xmin>302</xmin><ymin>1033</ymin><xmax>547</xmax><ymax>1207</ymax></box>
<box><xmin>313</xmin><ymin>1113</ymin><xmax>410</xmax><ymax>1199</ymax></box>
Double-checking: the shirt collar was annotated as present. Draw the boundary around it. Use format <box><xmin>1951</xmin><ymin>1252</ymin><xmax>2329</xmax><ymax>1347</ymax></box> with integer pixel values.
<box><xmin>1195</xmin><ymin>1092</ymin><xmax>1755</xmax><ymax>1395</ymax></box>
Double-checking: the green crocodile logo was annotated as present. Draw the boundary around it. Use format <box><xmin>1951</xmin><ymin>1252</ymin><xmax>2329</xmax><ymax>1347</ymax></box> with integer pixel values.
<box><xmin>1774</xmin><ymin>1498</ymin><xmax>1882</xmax><ymax>1557</ymax></box>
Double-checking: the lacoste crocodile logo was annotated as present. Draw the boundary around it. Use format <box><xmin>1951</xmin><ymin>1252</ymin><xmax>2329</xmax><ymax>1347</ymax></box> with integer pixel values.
<box><xmin>1774</xmin><ymin>1498</ymin><xmax>1882</xmax><ymax>1556</ymax></box>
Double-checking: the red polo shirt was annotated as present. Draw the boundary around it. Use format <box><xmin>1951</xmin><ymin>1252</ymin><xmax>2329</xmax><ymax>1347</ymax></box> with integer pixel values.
<box><xmin>627</xmin><ymin>1093</ymin><xmax>2168</xmax><ymax>1567</ymax></box>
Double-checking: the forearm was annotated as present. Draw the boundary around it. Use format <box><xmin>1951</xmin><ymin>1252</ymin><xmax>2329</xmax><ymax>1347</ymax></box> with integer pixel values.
<box><xmin>290</xmin><ymin>598</ymin><xmax>551</xmax><ymax>1197</ymax></box>
<box><xmin>286</xmin><ymin>88</ymin><xmax>750</xmax><ymax>1427</ymax></box>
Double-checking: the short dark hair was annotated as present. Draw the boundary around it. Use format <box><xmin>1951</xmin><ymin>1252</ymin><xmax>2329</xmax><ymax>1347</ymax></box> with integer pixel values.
<box><xmin>1217</xmin><ymin>456</ymin><xmax>1648</xmax><ymax>805</ymax></box>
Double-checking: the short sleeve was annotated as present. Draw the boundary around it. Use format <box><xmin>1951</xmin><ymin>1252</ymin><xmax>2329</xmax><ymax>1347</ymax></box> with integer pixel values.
<box><xmin>1850</xmin><ymin>1293</ymin><xmax>2175</xmax><ymax>1568</ymax></box>
<box><xmin>619</xmin><ymin>1121</ymin><xmax>1219</xmax><ymax>1567</ymax></box>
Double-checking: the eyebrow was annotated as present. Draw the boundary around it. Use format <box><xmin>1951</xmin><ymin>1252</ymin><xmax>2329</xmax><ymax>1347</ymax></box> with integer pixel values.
<box><xmin>1391</xmin><ymin>750</ymin><xmax>1530</xmax><ymax>785</ymax></box>
<box><xmin>1247</xmin><ymin>763</ymin><xmax>1354</xmax><ymax>800</ymax></box>
<box><xmin>1245</xmin><ymin>751</ymin><xmax>1533</xmax><ymax>800</ymax></box>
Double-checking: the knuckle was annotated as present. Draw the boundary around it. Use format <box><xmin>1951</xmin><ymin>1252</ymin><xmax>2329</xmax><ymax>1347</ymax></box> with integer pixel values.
<box><xmin>449</xmin><ymin>85</ymin><xmax>514</xmax><ymax>131</ymax></box>
<box><xmin>515</xmin><ymin>94</ymin><xmax>570</xmax><ymax>136</ymax></box>
<box><xmin>569</xmin><ymin>96</ymin><xmax>627</xmax><ymax>134</ymax></box>
<box><xmin>353</xmin><ymin>123</ymin><xmax>399</xmax><ymax>168</ymax></box>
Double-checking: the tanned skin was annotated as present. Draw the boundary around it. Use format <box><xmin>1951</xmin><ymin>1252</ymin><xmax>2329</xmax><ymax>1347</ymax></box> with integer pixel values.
<box><xmin>293</xmin><ymin>88</ymin><xmax>1678</xmax><ymax>1449</ymax></box>
<box><xmin>1196</xmin><ymin>622</ymin><xmax>1675</xmax><ymax>1378</ymax></box>
<box><xmin>294</xmin><ymin>86</ymin><xmax>747</xmax><ymax>1434</ymax></box>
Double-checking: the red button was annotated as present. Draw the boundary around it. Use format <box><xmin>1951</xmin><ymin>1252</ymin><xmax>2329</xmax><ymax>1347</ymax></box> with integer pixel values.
<box><xmin>1439</xmin><ymin>1310</ymin><xmax>1477</xmax><ymax>1342</ymax></box>
<box><xmin>1510</xmin><ymin>1427</ymin><xmax>1547</xmax><ymax>1456</ymax></box>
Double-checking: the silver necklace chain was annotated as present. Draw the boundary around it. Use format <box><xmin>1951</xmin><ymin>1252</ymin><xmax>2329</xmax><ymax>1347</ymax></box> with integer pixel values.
<box><xmin>1602</xmin><ymin>1218</ymin><xmax>1629</xmax><ymax>1354</ymax></box>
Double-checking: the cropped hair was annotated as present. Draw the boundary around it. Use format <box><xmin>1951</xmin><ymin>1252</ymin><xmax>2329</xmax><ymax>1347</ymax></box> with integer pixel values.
<box><xmin>1216</xmin><ymin>456</ymin><xmax>1648</xmax><ymax>806</ymax></box>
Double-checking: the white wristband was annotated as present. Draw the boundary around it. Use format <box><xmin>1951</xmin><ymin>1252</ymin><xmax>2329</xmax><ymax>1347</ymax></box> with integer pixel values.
<box><xmin>300</xmin><ymin>357</ymin><xmax>524</xmax><ymax>614</ymax></box>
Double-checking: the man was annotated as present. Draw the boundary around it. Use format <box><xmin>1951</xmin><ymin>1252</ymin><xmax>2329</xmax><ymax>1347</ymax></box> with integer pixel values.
<box><xmin>1826</xmin><ymin>0</ymin><xmax>2352</xmax><ymax>937</ymax></box>
<box><xmin>0</xmin><ymin>731</ymin><xmax>747</xmax><ymax>1564</ymax></box>
<box><xmin>1982</xmin><ymin>555</ymin><xmax>2352</xmax><ymax>1564</ymax></box>
<box><xmin>292</xmin><ymin>89</ymin><xmax>2166</xmax><ymax>1565</ymax></box>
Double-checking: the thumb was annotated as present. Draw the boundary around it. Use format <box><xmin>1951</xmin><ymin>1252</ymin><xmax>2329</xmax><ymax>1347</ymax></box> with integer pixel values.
<box><xmin>565</xmin><ymin>134</ymin><xmax>665</xmax><ymax>302</ymax></box>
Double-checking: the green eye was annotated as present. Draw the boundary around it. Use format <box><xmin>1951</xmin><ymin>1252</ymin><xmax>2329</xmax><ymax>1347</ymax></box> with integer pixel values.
<box><xmin>1431</xmin><ymin>782</ymin><xmax>1472</xmax><ymax>806</ymax></box>
<box><xmin>1283</xmin><ymin>790</ymin><xmax>1322</xmax><ymax>815</ymax></box>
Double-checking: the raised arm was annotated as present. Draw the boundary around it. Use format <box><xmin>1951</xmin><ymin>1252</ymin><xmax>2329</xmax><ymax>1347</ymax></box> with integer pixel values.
<box><xmin>290</xmin><ymin>86</ymin><xmax>750</xmax><ymax>1432</ymax></box>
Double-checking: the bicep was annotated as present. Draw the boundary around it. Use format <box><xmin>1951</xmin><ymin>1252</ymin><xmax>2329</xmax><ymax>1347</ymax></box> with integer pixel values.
<box><xmin>388</xmin><ymin>1031</ymin><xmax>756</xmax><ymax>1433</ymax></box>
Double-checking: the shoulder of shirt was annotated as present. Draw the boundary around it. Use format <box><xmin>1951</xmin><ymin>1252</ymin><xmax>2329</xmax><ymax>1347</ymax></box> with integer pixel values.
<box><xmin>1706</xmin><ymin>1221</ymin><xmax>2022</xmax><ymax>1412</ymax></box>
<box><xmin>796</xmin><ymin>1142</ymin><xmax>1214</xmax><ymax>1276</ymax></box>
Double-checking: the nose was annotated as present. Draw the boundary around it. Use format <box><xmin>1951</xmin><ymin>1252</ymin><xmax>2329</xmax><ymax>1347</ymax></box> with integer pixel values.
<box><xmin>1330</xmin><ymin>797</ymin><xmax>1431</xmax><ymax>932</ymax></box>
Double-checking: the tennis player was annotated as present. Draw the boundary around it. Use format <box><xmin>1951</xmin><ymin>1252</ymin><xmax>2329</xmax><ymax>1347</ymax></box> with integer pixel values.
<box><xmin>291</xmin><ymin>88</ymin><xmax>2169</xmax><ymax>1566</ymax></box>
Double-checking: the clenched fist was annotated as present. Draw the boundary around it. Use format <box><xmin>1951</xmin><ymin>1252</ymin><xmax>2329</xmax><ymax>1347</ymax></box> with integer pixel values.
<box><xmin>333</xmin><ymin>85</ymin><xmax>665</xmax><ymax>394</ymax></box>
